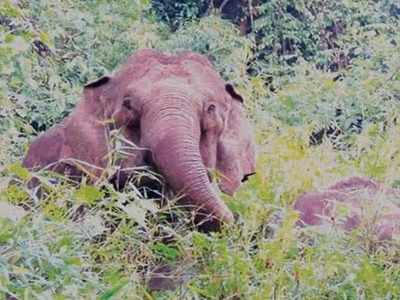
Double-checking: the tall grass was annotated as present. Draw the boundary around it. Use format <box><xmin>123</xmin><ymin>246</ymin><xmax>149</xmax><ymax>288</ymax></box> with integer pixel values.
<box><xmin>1</xmin><ymin>0</ymin><xmax>400</xmax><ymax>299</ymax></box>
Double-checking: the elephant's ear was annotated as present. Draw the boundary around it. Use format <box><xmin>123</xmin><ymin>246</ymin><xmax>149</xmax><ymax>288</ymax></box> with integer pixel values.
<box><xmin>225</xmin><ymin>84</ymin><xmax>244</xmax><ymax>103</ymax></box>
<box><xmin>84</xmin><ymin>76</ymin><xmax>111</xmax><ymax>88</ymax></box>
<box><xmin>83</xmin><ymin>75</ymin><xmax>112</xmax><ymax>102</ymax></box>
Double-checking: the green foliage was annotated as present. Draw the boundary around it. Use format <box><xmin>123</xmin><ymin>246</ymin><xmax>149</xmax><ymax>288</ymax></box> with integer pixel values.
<box><xmin>1</xmin><ymin>0</ymin><xmax>400</xmax><ymax>299</ymax></box>
<box><xmin>253</xmin><ymin>0</ymin><xmax>400</xmax><ymax>69</ymax></box>
<box><xmin>264</xmin><ymin>37</ymin><xmax>400</xmax><ymax>136</ymax></box>
<box><xmin>158</xmin><ymin>16</ymin><xmax>252</xmax><ymax>82</ymax></box>
<box><xmin>0</xmin><ymin>0</ymin><xmax>147</xmax><ymax>135</ymax></box>
<box><xmin>74</xmin><ymin>185</ymin><xmax>104</xmax><ymax>205</ymax></box>
<box><xmin>0</xmin><ymin>215</ymin><xmax>104</xmax><ymax>299</ymax></box>
<box><xmin>151</xmin><ymin>242</ymin><xmax>181</xmax><ymax>262</ymax></box>
<box><xmin>254</xmin><ymin>5</ymin><xmax>400</xmax><ymax>142</ymax></box>
<box><xmin>151</xmin><ymin>0</ymin><xmax>209</xmax><ymax>31</ymax></box>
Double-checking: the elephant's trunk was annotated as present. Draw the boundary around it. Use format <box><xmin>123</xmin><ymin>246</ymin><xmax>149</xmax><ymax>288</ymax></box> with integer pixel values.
<box><xmin>141</xmin><ymin>95</ymin><xmax>234</xmax><ymax>226</ymax></box>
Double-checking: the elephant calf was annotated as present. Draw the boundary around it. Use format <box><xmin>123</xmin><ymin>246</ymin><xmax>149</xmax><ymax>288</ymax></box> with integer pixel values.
<box><xmin>294</xmin><ymin>176</ymin><xmax>400</xmax><ymax>240</ymax></box>
<box><xmin>23</xmin><ymin>49</ymin><xmax>257</xmax><ymax>228</ymax></box>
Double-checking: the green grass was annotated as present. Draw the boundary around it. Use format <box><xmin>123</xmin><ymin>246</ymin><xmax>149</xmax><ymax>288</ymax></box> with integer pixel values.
<box><xmin>1</xmin><ymin>0</ymin><xmax>400</xmax><ymax>299</ymax></box>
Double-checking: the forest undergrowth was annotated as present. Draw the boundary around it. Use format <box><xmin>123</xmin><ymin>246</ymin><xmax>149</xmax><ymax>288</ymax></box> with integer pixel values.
<box><xmin>1</xmin><ymin>0</ymin><xmax>400</xmax><ymax>299</ymax></box>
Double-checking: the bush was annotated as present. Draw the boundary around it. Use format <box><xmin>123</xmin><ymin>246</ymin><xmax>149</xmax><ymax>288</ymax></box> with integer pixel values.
<box><xmin>151</xmin><ymin>0</ymin><xmax>210</xmax><ymax>31</ymax></box>
<box><xmin>263</xmin><ymin>31</ymin><xmax>400</xmax><ymax>141</ymax></box>
<box><xmin>0</xmin><ymin>0</ymin><xmax>147</xmax><ymax>135</ymax></box>
<box><xmin>252</xmin><ymin>0</ymin><xmax>400</xmax><ymax>71</ymax></box>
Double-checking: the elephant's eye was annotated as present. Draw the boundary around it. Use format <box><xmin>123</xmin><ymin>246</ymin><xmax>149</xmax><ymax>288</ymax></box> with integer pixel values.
<box><xmin>123</xmin><ymin>98</ymin><xmax>133</xmax><ymax>110</ymax></box>
<box><xmin>207</xmin><ymin>104</ymin><xmax>216</xmax><ymax>113</ymax></box>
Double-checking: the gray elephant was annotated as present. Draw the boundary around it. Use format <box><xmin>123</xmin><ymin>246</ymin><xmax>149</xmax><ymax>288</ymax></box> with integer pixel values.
<box><xmin>23</xmin><ymin>49</ymin><xmax>257</xmax><ymax>228</ymax></box>
<box><xmin>294</xmin><ymin>177</ymin><xmax>400</xmax><ymax>240</ymax></box>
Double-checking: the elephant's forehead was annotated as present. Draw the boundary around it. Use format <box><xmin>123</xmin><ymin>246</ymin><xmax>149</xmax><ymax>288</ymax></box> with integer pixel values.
<box><xmin>117</xmin><ymin>50</ymin><xmax>221</xmax><ymax>83</ymax></box>
<box><xmin>136</xmin><ymin>64</ymin><xmax>227</xmax><ymax>99</ymax></box>
<box><xmin>114</xmin><ymin>51</ymin><xmax>230</xmax><ymax>103</ymax></box>
<box><xmin>144</xmin><ymin>60</ymin><xmax>223</xmax><ymax>86</ymax></box>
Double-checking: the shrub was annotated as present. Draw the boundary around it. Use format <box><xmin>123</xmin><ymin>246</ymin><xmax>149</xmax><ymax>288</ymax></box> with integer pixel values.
<box><xmin>252</xmin><ymin>0</ymin><xmax>400</xmax><ymax>71</ymax></box>
<box><xmin>151</xmin><ymin>0</ymin><xmax>210</xmax><ymax>31</ymax></box>
<box><xmin>0</xmin><ymin>0</ymin><xmax>147</xmax><ymax>135</ymax></box>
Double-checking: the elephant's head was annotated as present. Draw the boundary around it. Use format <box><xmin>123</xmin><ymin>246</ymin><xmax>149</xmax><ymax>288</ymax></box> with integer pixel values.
<box><xmin>85</xmin><ymin>50</ymin><xmax>256</xmax><ymax>227</ymax></box>
<box><xmin>83</xmin><ymin>75</ymin><xmax>139</xmax><ymax>129</ymax></box>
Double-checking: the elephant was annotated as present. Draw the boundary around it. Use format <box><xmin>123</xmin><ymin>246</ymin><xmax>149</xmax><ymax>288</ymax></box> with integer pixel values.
<box><xmin>293</xmin><ymin>176</ymin><xmax>400</xmax><ymax>240</ymax></box>
<box><xmin>22</xmin><ymin>49</ymin><xmax>257</xmax><ymax>228</ymax></box>
<box><xmin>22</xmin><ymin>75</ymin><xmax>144</xmax><ymax>185</ymax></box>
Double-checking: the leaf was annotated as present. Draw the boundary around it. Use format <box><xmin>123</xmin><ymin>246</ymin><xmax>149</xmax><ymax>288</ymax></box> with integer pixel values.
<box><xmin>151</xmin><ymin>242</ymin><xmax>180</xmax><ymax>261</ymax></box>
<box><xmin>39</xmin><ymin>31</ymin><xmax>52</xmax><ymax>47</ymax></box>
<box><xmin>64</xmin><ymin>257</ymin><xmax>81</xmax><ymax>266</ymax></box>
<box><xmin>0</xmin><ymin>218</ymin><xmax>14</xmax><ymax>243</ymax></box>
<box><xmin>7</xmin><ymin>163</ymin><xmax>31</xmax><ymax>181</ymax></box>
<box><xmin>100</xmin><ymin>280</ymin><xmax>128</xmax><ymax>300</ymax></box>
<box><xmin>74</xmin><ymin>185</ymin><xmax>104</xmax><ymax>205</ymax></box>
<box><xmin>0</xmin><ymin>1</ymin><xmax>22</xmax><ymax>18</ymax></box>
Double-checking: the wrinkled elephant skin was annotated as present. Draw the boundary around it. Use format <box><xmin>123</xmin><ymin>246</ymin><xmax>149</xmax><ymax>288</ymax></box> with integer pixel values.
<box><xmin>22</xmin><ymin>49</ymin><xmax>257</xmax><ymax>228</ymax></box>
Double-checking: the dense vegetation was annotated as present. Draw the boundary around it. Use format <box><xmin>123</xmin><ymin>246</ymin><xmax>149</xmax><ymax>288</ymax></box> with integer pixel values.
<box><xmin>1</xmin><ymin>0</ymin><xmax>400</xmax><ymax>298</ymax></box>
